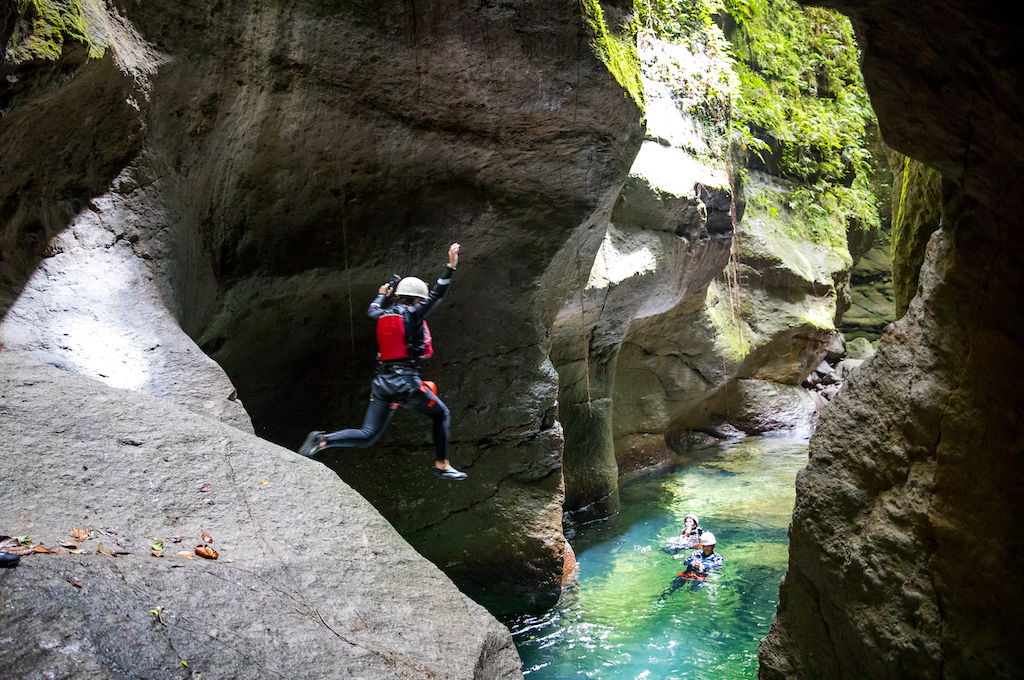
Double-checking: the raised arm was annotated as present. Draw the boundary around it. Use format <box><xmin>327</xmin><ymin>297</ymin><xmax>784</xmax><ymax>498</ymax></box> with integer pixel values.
<box><xmin>409</xmin><ymin>243</ymin><xmax>460</xmax><ymax>322</ymax></box>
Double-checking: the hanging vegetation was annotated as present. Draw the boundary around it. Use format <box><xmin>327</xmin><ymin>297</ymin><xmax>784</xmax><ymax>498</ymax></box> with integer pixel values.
<box><xmin>635</xmin><ymin>0</ymin><xmax>884</xmax><ymax>242</ymax></box>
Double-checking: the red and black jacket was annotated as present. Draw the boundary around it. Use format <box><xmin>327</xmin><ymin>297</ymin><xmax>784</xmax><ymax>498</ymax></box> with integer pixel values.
<box><xmin>368</xmin><ymin>265</ymin><xmax>455</xmax><ymax>366</ymax></box>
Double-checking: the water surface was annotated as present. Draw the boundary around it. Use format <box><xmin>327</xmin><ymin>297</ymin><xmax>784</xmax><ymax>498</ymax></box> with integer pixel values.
<box><xmin>510</xmin><ymin>434</ymin><xmax>808</xmax><ymax>679</ymax></box>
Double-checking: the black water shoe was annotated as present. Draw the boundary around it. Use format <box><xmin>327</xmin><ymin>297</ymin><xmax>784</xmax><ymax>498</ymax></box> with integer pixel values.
<box><xmin>433</xmin><ymin>466</ymin><xmax>467</xmax><ymax>481</ymax></box>
<box><xmin>0</xmin><ymin>552</ymin><xmax>20</xmax><ymax>568</ymax></box>
<box><xmin>299</xmin><ymin>431</ymin><xmax>325</xmax><ymax>458</ymax></box>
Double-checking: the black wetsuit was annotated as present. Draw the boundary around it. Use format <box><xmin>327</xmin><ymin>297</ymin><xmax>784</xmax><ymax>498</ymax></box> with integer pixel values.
<box><xmin>321</xmin><ymin>265</ymin><xmax>455</xmax><ymax>461</ymax></box>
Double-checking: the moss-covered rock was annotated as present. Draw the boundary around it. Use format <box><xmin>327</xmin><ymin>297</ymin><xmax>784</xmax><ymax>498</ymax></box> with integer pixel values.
<box><xmin>4</xmin><ymin>0</ymin><xmax>105</xmax><ymax>63</ymax></box>
<box><xmin>580</xmin><ymin>0</ymin><xmax>645</xmax><ymax>110</ymax></box>
<box><xmin>888</xmin><ymin>151</ymin><xmax>943</xmax><ymax>317</ymax></box>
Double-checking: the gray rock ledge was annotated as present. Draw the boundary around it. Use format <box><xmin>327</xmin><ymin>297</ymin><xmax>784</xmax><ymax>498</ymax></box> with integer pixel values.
<box><xmin>0</xmin><ymin>349</ymin><xmax>522</xmax><ymax>679</ymax></box>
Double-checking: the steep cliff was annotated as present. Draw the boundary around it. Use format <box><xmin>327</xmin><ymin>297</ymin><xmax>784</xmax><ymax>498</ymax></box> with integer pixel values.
<box><xmin>759</xmin><ymin>1</ymin><xmax>1024</xmax><ymax>677</ymax></box>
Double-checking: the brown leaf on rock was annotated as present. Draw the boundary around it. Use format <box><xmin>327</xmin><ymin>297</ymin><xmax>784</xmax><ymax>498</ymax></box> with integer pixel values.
<box><xmin>171</xmin><ymin>537</ymin><xmax>183</xmax><ymax>543</ymax></box>
<box><xmin>70</xmin><ymin>528</ymin><xmax>90</xmax><ymax>541</ymax></box>
<box><xmin>177</xmin><ymin>551</ymin><xmax>194</xmax><ymax>558</ymax></box>
<box><xmin>199</xmin><ymin>483</ymin><xmax>212</xmax><ymax>492</ymax></box>
<box><xmin>60</xmin><ymin>541</ymin><xmax>79</xmax><ymax>549</ymax></box>
<box><xmin>6</xmin><ymin>546</ymin><xmax>32</xmax><ymax>555</ymax></box>
<box><xmin>152</xmin><ymin>550</ymin><xmax>163</xmax><ymax>557</ymax></box>
<box><xmin>201</xmin><ymin>532</ymin><xmax>213</xmax><ymax>544</ymax></box>
<box><xmin>97</xmin><ymin>543</ymin><xmax>114</xmax><ymax>556</ymax></box>
<box><xmin>51</xmin><ymin>547</ymin><xmax>69</xmax><ymax>555</ymax></box>
<box><xmin>69</xmin><ymin>549</ymin><xmax>85</xmax><ymax>555</ymax></box>
<box><xmin>195</xmin><ymin>545</ymin><xmax>218</xmax><ymax>560</ymax></box>
<box><xmin>64</xmin><ymin>574</ymin><xmax>84</xmax><ymax>588</ymax></box>
<box><xmin>33</xmin><ymin>546</ymin><xmax>50</xmax><ymax>553</ymax></box>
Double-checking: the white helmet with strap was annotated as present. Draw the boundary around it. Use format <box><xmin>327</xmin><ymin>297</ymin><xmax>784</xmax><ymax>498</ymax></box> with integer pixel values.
<box><xmin>395</xmin><ymin>276</ymin><xmax>428</xmax><ymax>299</ymax></box>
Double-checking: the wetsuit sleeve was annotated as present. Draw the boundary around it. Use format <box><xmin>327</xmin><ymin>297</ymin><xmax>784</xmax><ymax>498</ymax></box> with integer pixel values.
<box><xmin>706</xmin><ymin>553</ymin><xmax>723</xmax><ymax>569</ymax></box>
<box><xmin>367</xmin><ymin>293</ymin><xmax>388</xmax><ymax>320</ymax></box>
<box><xmin>683</xmin><ymin>550</ymin><xmax>701</xmax><ymax>567</ymax></box>
<box><xmin>409</xmin><ymin>265</ymin><xmax>455</xmax><ymax>322</ymax></box>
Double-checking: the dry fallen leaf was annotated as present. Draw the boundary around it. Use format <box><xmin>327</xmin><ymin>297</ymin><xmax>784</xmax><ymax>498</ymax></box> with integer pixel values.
<box><xmin>177</xmin><ymin>551</ymin><xmax>194</xmax><ymax>558</ymax></box>
<box><xmin>51</xmin><ymin>547</ymin><xmax>69</xmax><ymax>555</ymax></box>
<box><xmin>261</xmin><ymin>480</ymin><xmax>268</xmax><ymax>485</ymax></box>
<box><xmin>152</xmin><ymin>550</ymin><xmax>163</xmax><ymax>558</ymax></box>
<box><xmin>199</xmin><ymin>483</ymin><xmax>212</xmax><ymax>492</ymax></box>
<box><xmin>201</xmin><ymin>532</ymin><xmax>213</xmax><ymax>544</ymax></box>
<box><xmin>64</xmin><ymin>574</ymin><xmax>84</xmax><ymax>588</ymax></box>
<box><xmin>33</xmin><ymin>546</ymin><xmax>50</xmax><ymax>553</ymax></box>
<box><xmin>97</xmin><ymin>543</ymin><xmax>114</xmax><ymax>556</ymax></box>
<box><xmin>60</xmin><ymin>541</ymin><xmax>79</xmax><ymax>549</ymax></box>
<box><xmin>70</xmin><ymin>528</ymin><xmax>89</xmax><ymax>541</ymax></box>
<box><xmin>171</xmin><ymin>537</ymin><xmax>183</xmax><ymax>543</ymax></box>
<box><xmin>5</xmin><ymin>546</ymin><xmax>32</xmax><ymax>556</ymax></box>
<box><xmin>69</xmin><ymin>549</ymin><xmax>84</xmax><ymax>555</ymax></box>
<box><xmin>195</xmin><ymin>545</ymin><xmax>218</xmax><ymax>560</ymax></box>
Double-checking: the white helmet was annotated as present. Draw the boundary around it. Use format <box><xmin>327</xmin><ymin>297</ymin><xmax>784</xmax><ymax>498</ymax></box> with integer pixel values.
<box><xmin>699</xmin><ymin>532</ymin><xmax>716</xmax><ymax>546</ymax></box>
<box><xmin>395</xmin><ymin>276</ymin><xmax>428</xmax><ymax>299</ymax></box>
<box><xmin>684</xmin><ymin>513</ymin><xmax>699</xmax><ymax>527</ymax></box>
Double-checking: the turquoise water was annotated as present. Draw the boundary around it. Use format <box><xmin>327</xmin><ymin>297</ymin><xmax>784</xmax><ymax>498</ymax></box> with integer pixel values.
<box><xmin>509</xmin><ymin>434</ymin><xmax>808</xmax><ymax>680</ymax></box>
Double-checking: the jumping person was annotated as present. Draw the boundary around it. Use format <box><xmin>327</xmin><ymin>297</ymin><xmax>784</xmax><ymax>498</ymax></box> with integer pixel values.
<box><xmin>299</xmin><ymin>243</ymin><xmax>466</xmax><ymax>480</ymax></box>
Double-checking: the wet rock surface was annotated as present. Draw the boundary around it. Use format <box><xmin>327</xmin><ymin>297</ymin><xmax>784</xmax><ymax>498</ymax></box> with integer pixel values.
<box><xmin>0</xmin><ymin>349</ymin><xmax>522</xmax><ymax>679</ymax></box>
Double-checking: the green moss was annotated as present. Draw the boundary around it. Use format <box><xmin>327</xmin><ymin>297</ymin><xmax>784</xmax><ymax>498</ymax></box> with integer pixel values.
<box><xmin>634</xmin><ymin>0</ymin><xmax>884</xmax><ymax>237</ymax></box>
<box><xmin>706</xmin><ymin>278</ymin><xmax>753</xmax><ymax>361</ymax></box>
<box><xmin>6</xmin><ymin>0</ymin><xmax>104</xmax><ymax>63</ymax></box>
<box><xmin>728</xmin><ymin>2</ymin><xmax>870</xmax><ymax>153</ymax></box>
<box><xmin>888</xmin><ymin>152</ymin><xmax>942</xmax><ymax>317</ymax></box>
<box><xmin>637</xmin><ymin>0</ymin><xmax>739</xmax><ymax>158</ymax></box>
<box><xmin>579</xmin><ymin>0</ymin><xmax>645</xmax><ymax>111</ymax></box>
<box><xmin>725</xmin><ymin>0</ymin><xmax>883</xmax><ymax>232</ymax></box>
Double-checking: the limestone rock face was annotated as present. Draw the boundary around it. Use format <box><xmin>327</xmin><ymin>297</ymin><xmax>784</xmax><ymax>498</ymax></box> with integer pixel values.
<box><xmin>841</xmin><ymin>240</ymin><xmax>895</xmax><ymax>341</ymax></box>
<box><xmin>1</xmin><ymin>0</ymin><xmax>642</xmax><ymax>619</ymax></box>
<box><xmin>551</xmin><ymin>29</ymin><xmax>861</xmax><ymax>521</ymax></box>
<box><xmin>651</xmin><ymin>168</ymin><xmax>852</xmax><ymax>446</ymax></box>
<box><xmin>549</xmin><ymin>33</ymin><xmax>734</xmax><ymax>520</ymax></box>
<box><xmin>761</xmin><ymin>1</ymin><xmax>1024</xmax><ymax>677</ymax></box>
<box><xmin>0</xmin><ymin>189</ymin><xmax>253</xmax><ymax>432</ymax></box>
<box><xmin>0</xmin><ymin>350</ymin><xmax>523</xmax><ymax>679</ymax></box>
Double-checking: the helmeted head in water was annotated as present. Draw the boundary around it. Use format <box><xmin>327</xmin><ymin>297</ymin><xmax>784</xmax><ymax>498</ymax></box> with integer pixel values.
<box><xmin>684</xmin><ymin>513</ymin><xmax>699</xmax><ymax>532</ymax></box>
<box><xmin>699</xmin><ymin>531</ymin><xmax>717</xmax><ymax>555</ymax></box>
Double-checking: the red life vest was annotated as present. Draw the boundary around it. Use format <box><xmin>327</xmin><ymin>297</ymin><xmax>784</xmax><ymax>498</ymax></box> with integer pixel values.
<box><xmin>376</xmin><ymin>312</ymin><xmax>434</xmax><ymax>361</ymax></box>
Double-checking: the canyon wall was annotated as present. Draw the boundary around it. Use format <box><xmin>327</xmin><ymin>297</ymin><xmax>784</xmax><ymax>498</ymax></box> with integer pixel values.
<box><xmin>759</xmin><ymin>1</ymin><xmax>1024</xmax><ymax>677</ymax></box>
<box><xmin>554</xmin><ymin>3</ymin><xmax>883</xmax><ymax>522</ymax></box>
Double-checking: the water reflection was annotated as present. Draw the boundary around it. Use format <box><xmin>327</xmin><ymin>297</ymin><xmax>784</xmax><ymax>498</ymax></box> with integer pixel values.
<box><xmin>509</xmin><ymin>434</ymin><xmax>808</xmax><ymax>679</ymax></box>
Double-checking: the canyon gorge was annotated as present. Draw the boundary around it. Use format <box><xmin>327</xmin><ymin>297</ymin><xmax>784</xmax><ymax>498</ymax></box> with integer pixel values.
<box><xmin>1</xmin><ymin>0</ymin><xmax>1021</xmax><ymax>678</ymax></box>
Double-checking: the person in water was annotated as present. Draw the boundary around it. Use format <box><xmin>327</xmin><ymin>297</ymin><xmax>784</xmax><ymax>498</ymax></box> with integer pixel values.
<box><xmin>299</xmin><ymin>243</ymin><xmax>466</xmax><ymax>481</ymax></box>
<box><xmin>658</xmin><ymin>531</ymin><xmax>723</xmax><ymax>599</ymax></box>
<box><xmin>664</xmin><ymin>512</ymin><xmax>703</xmax><ymax>554</ymax></box>
<box><xmin>683</xmin><ymin>531</ymin><xmax>723</xmax><ymax>576</ymax></box>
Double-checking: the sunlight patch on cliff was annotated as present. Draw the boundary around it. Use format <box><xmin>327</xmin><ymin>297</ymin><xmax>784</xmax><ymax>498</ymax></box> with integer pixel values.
<box><xmin>586</xmin><ymin>231</ymin><xmax>658</xmax><ymax>290</ymax></box>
